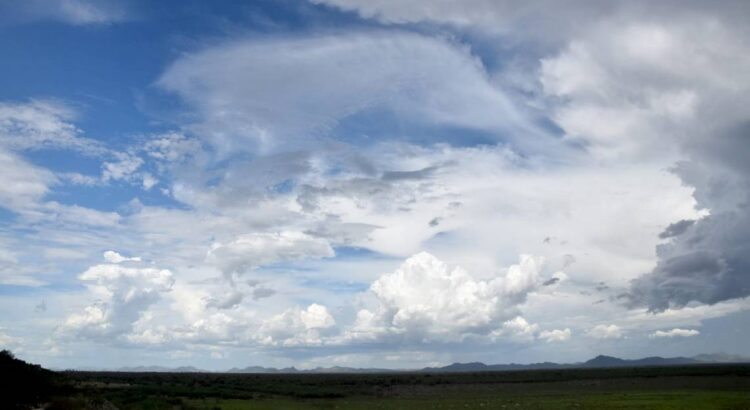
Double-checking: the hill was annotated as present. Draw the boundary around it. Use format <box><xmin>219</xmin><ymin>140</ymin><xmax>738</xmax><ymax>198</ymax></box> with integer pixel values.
<box><xmin>0</xmin><ymin>350</ymin><xmax>57</xmax><ymax>409</ymax></box>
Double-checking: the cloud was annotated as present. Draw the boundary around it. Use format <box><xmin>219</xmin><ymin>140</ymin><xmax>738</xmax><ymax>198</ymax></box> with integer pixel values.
<box><xmin>0</xmin><ymin>330</ymin><xmax>22</xmax><ymax>349</ymax></box>
<box><xmin>311</xmin><ymin>1</ymin><xmax>750</xmax><ymax>50</ymax></box>
<box><xmin>61</xmin><ymin>257</ymin><xmax>174</xmax><ymax>340</ymax></box>
<box><xmin>103</xmin><ymin>250</ymin><xmax>142</xmax><ymax>264</ymax></box>
<box><xmin>158</xmin><ymin>32</ymin><xmax>535</xmax><ymax>154</ymax></box>
<box><xmin>310</xmin><ymin>0</ymin><xmax>615</xmax><ymax>43</ymax></box>
<box><xmin>206</xmin><ymin>290</ymin><xmax>245</xmax><ymax>310</ymax></box>
<box><xmin>496</xmin><ymin>316</ymin><xmax>539</xmax><ymax>342</ymax></box>
<box><xmin>7</xmin><ymin>0</ymin><xmax>750</xmax><ymax>368</ymax></box>
<box><xmin>658</xmin><ymin>220</ymin><xmax>695</xmax><ymax>239</ymax></box>
<box><xmin>515</xmin><ymin>6</ymin><xmax>750</xmax><ymax>310</ymax></box>
<box><xmin>0</xmin><ymin>100</ymin><xmax>103</xmax><ymax>154</ymax></box>
<box><xmin>588</xmin><ymin>324</ymin><xmax>623</xmax><ymax>339</ymax></box>
<box><xmin>207</xmin><ymin>231</ymin><xmax>334</xmax><ymax>277</ymax></box>
<box><xmin>0</xmin><ymin>147</ymin><xmax>54</xmax><ymax>214</ymax></box>
<box><xmin>538</xmin><ymin>328</ymin><xmax>571</xmax><ymax>343</ymax></box>
<box><xmin>649</xmin><ymin>328</ymin><xmax>700</xmax><ymax>338</ymax></box>
<box><xmin>101</xmin><ymin>153</ymin><xmax>143</xmax><ymax>182</ymax></box>
<box><xmin>0</xmin><ymin>0</ymin><xmax>129</xmax><ymax>26</ymax></box>
<box><xmin>349</xmin><ymin>252</ymin><xmax>544</xmax><ymax>342</ymax></box>
<box><xmin>258</xmin><ymin>304</ymin><xmax>336</xmax><ymax>346</ymax></box>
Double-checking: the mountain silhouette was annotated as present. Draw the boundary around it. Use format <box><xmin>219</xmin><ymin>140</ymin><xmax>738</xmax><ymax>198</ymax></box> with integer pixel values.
<box><xmin>78</xmin><ymin>352</ymin><xmax>750</xmax><ymax>373</ymax></box>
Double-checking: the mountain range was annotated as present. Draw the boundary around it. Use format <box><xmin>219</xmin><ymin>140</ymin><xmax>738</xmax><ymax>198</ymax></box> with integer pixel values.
<box><xmin>79</xmin><ymin>353</ymin><xmax>750</xmax><ymax>373</ymax></box>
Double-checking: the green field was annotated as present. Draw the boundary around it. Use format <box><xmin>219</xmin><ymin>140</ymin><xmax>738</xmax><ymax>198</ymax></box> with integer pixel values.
<box><xmin>54</xmin><ymin>365</ymin><xmax>750</xmax><ymax>410</ymax></box>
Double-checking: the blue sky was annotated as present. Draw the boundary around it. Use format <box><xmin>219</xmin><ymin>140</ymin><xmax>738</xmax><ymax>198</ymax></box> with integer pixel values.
<box><xmin>1</xmin><ymin>0</ymin><xmax>750</xmax><ymax>370</ymax></box>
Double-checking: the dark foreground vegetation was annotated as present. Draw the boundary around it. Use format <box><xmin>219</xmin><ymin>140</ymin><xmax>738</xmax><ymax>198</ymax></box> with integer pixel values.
<box><xmin>0</xmin><ymin>349</ymin><xmax>72</xmax><ymax>410</ymax></box>
<box><xmin>4</xmin><ymin>350</ymin><xmax>750</xmax><ymax>409</ymax></box>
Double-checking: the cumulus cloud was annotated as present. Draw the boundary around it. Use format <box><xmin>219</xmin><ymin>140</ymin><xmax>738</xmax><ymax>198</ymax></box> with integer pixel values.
<box><xmin>588</xmin><ymin>324</ymin><xmax>623</xmax><ymax>339</ymax></box>
<box><xmin>519</xmin><ymin>6</ymin><xmax>750</xmax><ymax>310</ymax></box>
<box><xmin>258</xmin><ymin>304</ymin><xmax>336</xmax><ymax>346</ymax></box>
<box><xmin>207</xmin><ymin>231</ymin><xmax>334</xmax><ymax>277</ymax></box>
<box><xmin>538</xmin><ymin>328</ymin><xmax>571</xmax><ymax>343</ymax></box>
<box><xmin>61</xmin><ymin>258</ymin><xmax>174</xmax><ymax>340</ymax></box>
<box><xmin>306</xmin><ymin>2</ymin><xmax>750</xmax><ymax>314</ymax></box>
<box><xmin>649</xmin><ymin>328</ymin><xmax>700</xmax><ymax>338</ymax></box>
<box><xmin>496</xmin><ymin>316</ymin><xmax>539</xmax><ymax>342</ymax></box>
<box><xmin>349</xmin><ymin>252</ymin><xmax>545</xmax><ymax>342</ymax></box>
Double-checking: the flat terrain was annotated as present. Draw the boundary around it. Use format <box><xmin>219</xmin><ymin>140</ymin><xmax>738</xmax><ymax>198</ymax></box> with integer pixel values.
<box><xmin>59</xmin><ymin>365</ymin><xmax>750</xmax><ymax>410</ymax></box>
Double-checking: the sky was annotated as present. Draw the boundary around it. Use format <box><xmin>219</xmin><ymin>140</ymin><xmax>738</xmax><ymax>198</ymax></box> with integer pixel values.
<box><xmin>1</xmin><ymin>0</ymin><xmax>749</xmax><ymax>371</ymax></box>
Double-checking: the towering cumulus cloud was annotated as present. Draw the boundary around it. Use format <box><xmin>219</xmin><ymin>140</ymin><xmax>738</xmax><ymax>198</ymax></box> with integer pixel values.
<box><xmin>61</xmin><ymin>253</ymin><xmax>174</xmax><ymax>340</ymax></box>
<box><xmin>533</xmin><ymin>7</ymin><xmax>750</xmax><ymax>311</ymax></box>
<box><xmin>349</xmin><ymin>252</ymin><xmax>545</xmax><ymax>342</ymax></box>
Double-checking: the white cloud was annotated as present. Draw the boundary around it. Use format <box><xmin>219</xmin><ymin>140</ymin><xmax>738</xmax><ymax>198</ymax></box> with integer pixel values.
<box><xmin>0</xmin><ymin>100</ymin><xmax>102</xmax><ymax>154</ymax></box>
<box><xmin>141</xmin><ymin>173</ymin><xmax>158</xmax><ymax>190</ymax></box>
<box><xmin>310</xmin><ymin>0</ymin><xmax>611</xmax><ymax>42</ymax></box>
<box><xmin>588</xmin><ymin>324</ymin><xmax>623</xmax><ymax>339</ymax></box>
<box><xmin>258</xmin><ymin>304</ymin><xmax>336</xmax><ymax>346</ymax></box>
<box><xmin>103</xmin><ymin>250</ymin><xmax>142</xmax><ymax>264</ymax></box>
<box><xmin>158</xmin><ymin>32</ymin><xmax>537</xmax><ymax>154</ymax></box>
<box><xmin>101</xmin><ymin>152</ymin><xmax>143</xmax><ymax>182</ymax></box>
<box><xmin>538</xmin><ymin>328</ymin><xmax>571</xmax><ymax>343</ymax></box>
<box><xmin>0</xmin><ymin>147</ymin><xmax>54</xmax><ymax>213</ymax></box>
<box><xmin>349</xmin><ymin>252</ymin><xmax>544</xmax><ymax>342</ymax></box>
<box><xmin>650</xmin><ymin>328</ymin><xmax>700</xmax><ymax>338</ymax></box>
<box><xmin>496</xmin><ymin>316</ymin><xmax>539</xmax><ymax>342</ymax></box>
<box><xmin>61</xmin><ymin>259</ymin><xmax>174</xmax><ymax>340</ymax></box>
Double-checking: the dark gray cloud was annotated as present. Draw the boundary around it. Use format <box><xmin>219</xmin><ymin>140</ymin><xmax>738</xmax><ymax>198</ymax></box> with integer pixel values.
<box><xmin>630</xmin><ymin>212</ymin><xmax>750</xmax><ymax>311</ymax></box>
<box><xmin>659</xmin><ymin>219</ymin><xmax>695</xmax><ymax>239</ymax></box>
<box><xmin>630</xmin><ymin>123</ymin><xmax>750</xmax><ymax>311</ymax></box>
<box><xmin>594</xmin><ymin>282</ymin><xmax>609</xmax><ymax>292</ymax></box>
<box><xmin>252</xmin><ymin>287</ymin><xmax>276</xmax><ymax>300</ymax></box>
<box><xmin>208</xmin><ymin>291</ymin><xmax>245</xmax><ymax>310</ymax></box>
<box><xmin>381</xmin><ymin>165</ymin><xmax>440</xmax><ymax>181</ymax></box>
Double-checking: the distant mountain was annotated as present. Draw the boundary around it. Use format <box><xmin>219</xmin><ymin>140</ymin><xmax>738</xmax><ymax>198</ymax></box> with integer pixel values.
<box><xmin>306</xmin><ymin>366</ymin><xmax>394</xmax><ymax>373</ymax></box>
<box><xmin>227</xmin><ymin>366</ymin><xmax>299</xmax><ymax>373</ymax></box>
<box><xmin>423</xmin><ymin>354</ymin><xmax>742</xmax><ymax>373</ymax></box>
<box><xmin>79</xmin><ymin>352</ymin><xmax>750</xmax><ymax>373</ymax></box>
<box><xmin>423</xmin><ymin>361</ymin><xmax>567</xmax><ymax>372</ymax></box>
<box><xmin>424</xmin><ymin>362</ymin><xmax>488</xmax><ymax>372</ymax></box>
<box><xmin>115</xmin><ymin>365</ymin><xmax>206</xmax><ymax>373</ymax></box>
<box><xmin>227</xmin><ymin>365</ymin><xmax>394</xmax><ymax>374</ymax></box>
<box><xmin>582</xmin><ymin>355</ymin><xmax>698</xmax><ymax>368</ymax></box>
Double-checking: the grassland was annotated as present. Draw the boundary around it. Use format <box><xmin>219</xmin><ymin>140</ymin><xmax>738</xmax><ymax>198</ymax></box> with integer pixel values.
<box><xmin>54</xmin><ymin>364</ymin><xmax>750</xmax><ymax>410</ymax></box>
